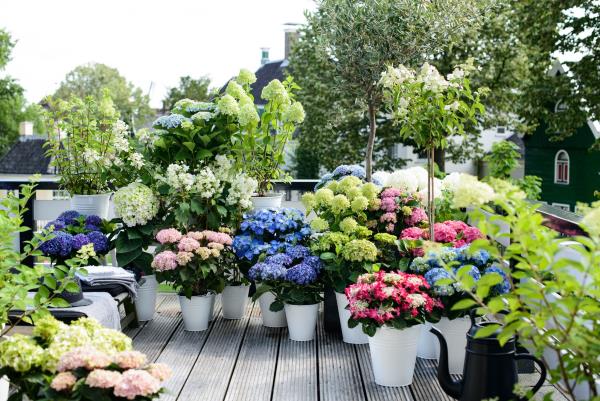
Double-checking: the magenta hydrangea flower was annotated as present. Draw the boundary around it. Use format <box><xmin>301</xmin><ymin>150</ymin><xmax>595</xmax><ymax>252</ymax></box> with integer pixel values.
<box><xmin>400</xmin><ymin>226</ymin><xmax>427</xmax><ymax>240</ymax></box>
<box><xmin>405</xmin><ymin>207</ymin><xmax>428</xmax><ymax>226</ymax></box>
<box><xmin>462</xmin><ymin>226</ymin><xmax>484</xmax><ymax>243</ymax></box>
<box><xmin>380</xmin><ymin>197</ymin><xmax>397</xmax><ymax>212</ymax></box>
<box><xmin>433</xmin><ymin>223</ymin><xmax>458</xmax><ymax>243</ymax></box>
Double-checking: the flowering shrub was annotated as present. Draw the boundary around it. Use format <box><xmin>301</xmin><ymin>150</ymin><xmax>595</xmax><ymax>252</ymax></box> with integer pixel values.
<box><xmin>232</xmin><ymin>208</ymin><xmax>311</xmax><ymax>265</ymax></box>
<box><xmin>250</xmin><ymin>245</ymin><xmax>323</xmax><ymax>309</ymax></box>
<box><xmin>409</xmin><ymin>245</ymin><xmax>511</xmax><ymax>319</ymax></box>
<box><xmin>346</xmin><ymin>271</ymin><xmax>443</xmax><ymax>336</ymax></box>
<box><xmin>441</xmin><ymin>172</ymin><xmax>496</xmax><ymax>209</ymax></box>
<box><xmin>380</xmin><ymin>166</ymin><xmax>442</xmax><ymax>200</ymax></box>
<box><xmin>40</xmin><ymin>210</ymin><xmax>113</xmax><ymax>263</ymax></box>
<box><xmin>399</xmin><ymin>220</ymin><xmax>483</xmax><ymax>255</ymax></box>
<box><xmin>315</xmin><ymin>164</ymin><xmax>383</xmax><ymax>190</ymax></box>
<box><xmin>152</xmin><ymin>228</ymin><xmax>232</xmax><ymax>297</ymax></box>
<box><xmin>370</xmin><ymin>187</ymin><xmax>428</xmax><ymax>236</ymax></box>
<box><xmin>113</xmin><ymin>183</ymin><xmax>160</xmax><ymax>227</ymax></box>
<box><xmin>0</xmin><ymin>316</ymin><xmax>138</xmax><ymax>399</ymax></box>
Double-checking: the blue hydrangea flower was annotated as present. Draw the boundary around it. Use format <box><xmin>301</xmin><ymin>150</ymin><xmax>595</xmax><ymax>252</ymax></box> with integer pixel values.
<box><xmin>303</xmin><ymin>256</ymin><xmax>322</xmax><ymax>272</ymax></box>
<box><xmin>265</xmin><ymin>253</ymin><xmax>293</xmax><ymax>267</ymax></box>
<box><xmin>285</xmin><ymin>245</ymin><xmax>311</xmax><ymax>260</ymax></box>
<box><xmin>249</xmin><ymin>262</ymin><xmax>287</xmax><ymax>281</ymax></box>
<box><xmin>44</xmin><ymin>220</ymin><xmax>66</xmax><ymax>231</ymax></box>
<box><xmin>153</xmin><ymin>114</ymin><xmax>190</xmax><ymax>129</ymax></box>
<box><xmin>57</xmin><ymin>210</ymin><xmax>81</xmax><ymax>225</ymax></box>
<box><xmin>40</xmin><ymin>231</ymin><xmax>74</xmax><ymax>258</ymax></box>
<box><xmin>468</xmin><ymin>249</ymin><xmax>490</xmax><ymax>266</ymax></box>
<box><xmin>84</xmin><ymin>224</ymin><xmax>99</xmax><ymax>232</ymax></box>
<box><xmin>85</xmin><ymin>215</ymin><xmax>102</xmax><ymax>227</ymax></box>
<box><xmin>484</xmin><ymin>265</ymin><xmax>511</xmax><ymax>295</ymax></box>
<box><xmin>72</xmin><ymin>233</ymin><xmax>91</xmax><ymax>250</ymax></box>
<box><xmin>410</xmin><ymin>256</ymin><xmax>430</xmax><ymax>273</ymax></box>
<box><xmin>87</xmin><ymin>231</ymin><xmax>109</xmax><ymax>254</ymax></box>
<box><xmin>285</xmin><ymin>263</ymin><xmax>318</xmax><ymax>285</ymax></box>
<box><xmin>424</xmin><ymin>268</ymin><xmax>455</xmax><ymax>296</ymax></box>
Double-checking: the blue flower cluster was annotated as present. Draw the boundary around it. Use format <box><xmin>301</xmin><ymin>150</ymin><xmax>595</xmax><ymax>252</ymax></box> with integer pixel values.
<box><xmin>233</xmin><ymin>208</ymin><xmax>311</xmax><ymax>262</ymax></box>
<box><xmin>40</xmin><ymin>210</ymin><xmax>110</xmax><ymax>259</ymax></box>
<box><xmin>153</xmin><ymin>113</ymin><xmax>191</xmax><ymax>129</ymax></box>
<box><xmin>248</xmin><ymin>245</ymin><xmax>322</xmax><ymax>286</ymax></box>
<box><xmin>185</xmin><ymin>102</ymin><xmax>215</xmax><ymax>113</ymax></box>
<box><xmin>315</xmin><ymin>164</ymin><xmax>382</xmax><ymax>189</ymax></box>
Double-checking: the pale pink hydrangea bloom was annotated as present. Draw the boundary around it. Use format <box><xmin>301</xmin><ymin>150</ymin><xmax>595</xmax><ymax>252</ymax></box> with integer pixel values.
<box><xmin>113</xmin><ymin>369</ymin><xmax>161</xmax><ymax>400</ymax></box>
<box><xmin>155</xmin><ymin>228</ymin><xmax>183</xmax><ymax>244</ymax></box>
<box><xmin>381</xmin><ymin>188</ymin><xmax>402</xmax><ymax>198</ymax></box>
<box><xmin>114</xmin><ymin>350</ymin><xmax>147</xmax><ymax>370</ymax></box>
<box><xmin>380</xmin><ymin>197</ymin><xmax>397</xmax><ymax>212</ymax></box>
<box><xmin>201</xmin><ymin>230</ymin><xmax>232</xmax><ymax>245</ymax></box>
<box><xmin>379</xmin><ymin>212</ymin><xmax>397</xmax><ymax>223</ymax></box>
<box><xmin>147</xmin><ymin>363</ymin><xmax>172</xmax><ymax>382</ymax></box>
<box><xmin>57</xmin><ymin>346</ymin><xmax>112</xmax><ymax>372</ymax></box>
<box><xmin>85</xmin><ymin>369</ymin><xmax>123</xmax><ymax>389</ymax></box>
<box><xmin>151</xmin><ymin>251</ymin><xmax>178</xmax><ymax>271</ymax></box>
<box><xmin>176</xmin><ymin>251</ymin><xmax>194</xmax><ymax>266</ymax></box>
<box><xmin>186</xmin><ymin>231</ymin><xmax>205</xmax><ymax>241</ymax></box>
<box><xmin>51</xmin><ymin>372</ymin><xmax>77</xmax><ymax>392</ymax></box>
<box><xmin>177</xmin><ymin>237</ymin><xmax>201</xmax><ymax>252</ymax></box>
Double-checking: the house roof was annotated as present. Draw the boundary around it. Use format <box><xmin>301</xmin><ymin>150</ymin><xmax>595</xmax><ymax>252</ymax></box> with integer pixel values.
<box><xmin>0</xmin><ymin>137</ymin><xmax>53</xmax><ymax>175</ymax></box>
<box><xmin>250</xmin><ymin>60</ymin><xmax>287</xmax><ymax>105</ymax></box>
<box><xmin>507</xmin><ymin>133</ymin><xmax>525</xmax><ymax>157</ymax></box>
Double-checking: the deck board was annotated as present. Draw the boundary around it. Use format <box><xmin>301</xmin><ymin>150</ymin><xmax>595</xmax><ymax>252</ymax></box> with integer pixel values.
<box><xmin>271</xmin><ymin>331</ymin><xmax>318</xmax><ymax>401</ymax></box>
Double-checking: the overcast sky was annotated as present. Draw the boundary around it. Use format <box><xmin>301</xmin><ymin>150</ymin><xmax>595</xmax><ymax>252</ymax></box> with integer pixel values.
<box><xmin>1</xmin><ymin>0</ymin><xmax>316</xmax><ymax>108</ymax></box>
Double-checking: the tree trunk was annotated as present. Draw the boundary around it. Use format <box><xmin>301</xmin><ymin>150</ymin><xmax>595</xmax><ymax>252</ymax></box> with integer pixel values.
<box><xmin>366</xmin><ymin>102</ymin><xmax>377</xmax><ymax>182</ymax></box>
<box><xmin>434</xmin><ymin>148</ymin><xmax>445</xmax><ymax>173</ymax></box>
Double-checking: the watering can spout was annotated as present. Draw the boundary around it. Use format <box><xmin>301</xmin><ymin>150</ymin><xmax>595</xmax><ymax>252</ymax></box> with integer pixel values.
<box><xmin>430</xmin><ymin>327</ymin><xmax>463</xmax><ymax>399</ymax></box>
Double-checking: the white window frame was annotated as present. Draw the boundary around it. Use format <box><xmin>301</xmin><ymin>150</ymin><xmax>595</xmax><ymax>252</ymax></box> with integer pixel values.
<box><xmin>554</xmin><ymin>149</ymin><xmax>570</xmax><ymax>185</ymax></box>
<box><xmin>552</xmin><ymin>203</ymin><xmax>571</xmax><ymax>212</ymax></box>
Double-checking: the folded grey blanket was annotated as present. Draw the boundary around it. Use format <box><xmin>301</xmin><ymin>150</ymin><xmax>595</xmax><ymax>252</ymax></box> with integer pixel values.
<box><xmin>77</xmin><ymin>266</ymin><xmax>138</xmax><ymax>299</ymax></box>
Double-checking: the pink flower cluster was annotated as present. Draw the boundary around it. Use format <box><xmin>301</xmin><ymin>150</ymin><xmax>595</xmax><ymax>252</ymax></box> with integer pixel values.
<box><xmin>345</xmin><ymin>271</ymin><xmax>443</xmax><ymax>325</ymax></box>
<box><xmin>113</xmin><ymin>369</ymin><xmax>161</xmax><ymax>400</ymax></box>
<box><xmin>375</xmin><ymin>187</ymin><xmax>428</xmax><ymax>234</ymax></box>
<box><xmin>57</xmin><ymin>346</ymin><xmax>112</xmax><ymax>372</ymax></box>
<box><xmin>151</xmin><ymin>229</ymin><xmax>233</xmax><ymax>272</ymax></box>
<box><xmin>405</xmin><ymin>208</ymin><xmax>428</xmax><ymax>226</ymax></box>
<box><xmin>399</xmin><ymin>220</ymin><xmax>483</xmax><ymax>248</ymax></box>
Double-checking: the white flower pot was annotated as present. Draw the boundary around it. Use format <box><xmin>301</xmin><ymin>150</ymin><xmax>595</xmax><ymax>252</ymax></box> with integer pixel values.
<box><xmin>335</xmin><ymin>291</ymin><xmax>369</xmax><ymax>344</ymax></box>
<box><xmin>258</xmin><ymin>292</ymin><xmax>287</xmax><ymax>328</ymax></box>
<box><xmin>250</xmin><ymin>193</ymin><xmax>283</xmax><ymax>210</ymax></box>
<box><xmin>209</xmin><ymin>293</ymin><xmax>218</xmax><ymax>321</ymax></box>
<box><xmin>417</xmin><ymin>322</ymin><xmax>439</xmax><ymax>360</ymax></box>
<box><xmin>222</xmin><ymin>285</ymin><xmax>250</xmax><ymax>319</ymax></box>
<box><xmin>70</xmin><ymin>193</ymin><xmax>111</xmax><ymax>218</ymax></box>
<box><xmin>179</xmin><ymin>294</ymin><xmax>214</xmax><ymax>332</ymax></box>
<box><xmin>369</xmin><ymin>325</ymin><xmax>420</xmax><ymax>387</ymax></box>
<box><xmin>434</xmin><ymin>316</ymin><xmax>470</xmax><ymax>374</ymax></box>
<box><xmin>135</xmin><ymin>274</ymin><xmax>158</xmax><ymax>322</ymax></box>
<box><xmin>0</xmin><ymin>376</ymin><xmax>8</xmax><ymax>401</ymax></box>
<box><xmin>284</xmin><ymin>303</ymin><xmax>319</xmax><ymax>341</ymax></box>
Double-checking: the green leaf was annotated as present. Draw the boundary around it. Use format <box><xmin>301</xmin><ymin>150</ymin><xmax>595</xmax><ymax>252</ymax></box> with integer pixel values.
<box><xmin>196</xmin><ymin>149</ymin><xmax>213</xmax><ymax>160</ymax></box>
<box><xmin>451</xmin><ymin>298</ymin><xmax>477</xmax><ymax>311</ymax></box>
<box><xmin>320</xmin><ymin>252</ymin><xmax>336</xmax><ymax>260</ymax></box>
<box><xmin>183</xmin><ymin>141</ymin><xmax>196</xmax><ymax>152</ymax></box>
<box><xmin>116</xmin><ymin>247</ymin><xmax>143</xmax><ymax>267</ymax></box>
<box><xmin>473</xmin><ymin>323</ymin><xmax>501</xmax><ymax>339</ymax></box>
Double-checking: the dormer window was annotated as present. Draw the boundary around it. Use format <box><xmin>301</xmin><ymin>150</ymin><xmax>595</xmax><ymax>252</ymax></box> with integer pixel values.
<box><xmin>554</xmin><ymin>150</ymin><xmax>570</xmax><ymax>184</ymax></box>
<box><xmin>555</xmin><ymin>100</ymin><xmax>568</xmax><ymax>113</ymax></box>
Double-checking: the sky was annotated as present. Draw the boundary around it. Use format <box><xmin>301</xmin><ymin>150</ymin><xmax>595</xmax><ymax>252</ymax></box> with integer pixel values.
<box><xmin>0</xmin><ymin>0</ymin><xmax>316</xmax><ymax>108</ymax></box>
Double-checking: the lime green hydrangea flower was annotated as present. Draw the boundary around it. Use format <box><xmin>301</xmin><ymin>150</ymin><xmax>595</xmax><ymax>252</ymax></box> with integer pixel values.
<box><xmin>340</xmin><ymin>217</ymin><xmax>358</xmax><ymax>234</ymax></box>
<box><xmin>236</xmin><ymin>69</ymin><xmax>257</xmax><ymax>85</ymax></box>
<box><xmin>331</xmin><ymin>194</ymin><xmax>350</xmax><ymax>214</ymax></box>
<box><xmin>226</xmin><ymin>81</ymin><xmax>245</xmax><ymax>99</ymax></box>
<box><xmin>282</xmin><ymin>102</ymin><xmax>305</xmax><ymax>124</ymax></box>
<box><xmin>355</xmin><ymin>226</ymin><xmax>373</xmax><ymax>238</ymax></box>
<box><xmin>32</xmin><ymin>316</ymin><xmax>66</xmax><ymax>342</ymax></box>
<box><xmin>312</xmin><ymin>232</ymin><xmax>350</xmax><ymax>252</ymax></box>
<box><xmin>217</xmin><ymin>94</ymin><xmax>239</xmax><ymax>116</ymax></box>
<box><xmin>261</xmin><ymin>79</ymin><xmax>290</xmax><ymax>104</ymax></box>
<box><xmin>401</xmin><ymin>206</ymin><xmax>412</xmax><ymax>216</ymax></box>
<box><xmin>325</xmin><ymin>180</ymin><xmax>339</xmax><ymax>192</ymax></box>
<box><xmin>310</xmin><ymin>217</ymin><xmax>329</xmax><ymax>232</ymax></box>
<box><xmin>181</xmin><ymin>119</ymin><xmax>194</xmax><ymax>131</ymax></box>
<box><xmin>302</xmin><ymin>192</ymin><xmax>316</xmax><ymax>212</ymax></box>
<box><xmin>374</xmin><ymin>233</ymin><xmax>397</xmax><ymax>245</ymax></box>
<box><xmin>369</xmin><ymin>198</ymin><xmax>382</xmax><ymax>210</ymax></box>
<box><xmin>351</xmin><ymin>195</ymin><xmax>369</xmax><ymax>212</ymax></box>
<box><xmin>315</xmin><ymin>188</ymin><xmax>335</xmax><ymax>206</ymax></box>
<box><xmin>346</xmin><ymin>186</ymin><xmax>362</xmax><ymax>200</ymax></box>
<box><xmin>0</xmin><ymin>334</ymin><xmax>45</xmax><ymax>372</ymax></box>
<box><xmin>342</xmin><ymin>239</ymin><xmax>378</xmax><ymax>262</ymax></box>
<box><xmin>337</xmin><ymin>176</ymin><xmax>362</xmax><ymax>194</ymax></box>
<box><xmin>238</xmin><ymin>103</ymin><xmax>260</xmax><ymax>126</ymax></box>
<box><xmin>361</xmin><ymin>182</ymin><xmax>380</xmax><ymax>200</ymax></box>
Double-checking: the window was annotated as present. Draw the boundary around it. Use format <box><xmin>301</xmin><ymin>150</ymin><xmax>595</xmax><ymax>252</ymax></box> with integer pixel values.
<box><xmin>554</xmin><ymin>150</ymin><xmax>570</xmax><ymax>184</ymax></box>
<box><xmin>496</xmin><ymin>126</ymin><xmax>506</xmax><ymax>135</ymax></box>
<box><xmin>552</xmin><ymin>203</ymin><xmax>570</xmax><ymax>212</ymax></box>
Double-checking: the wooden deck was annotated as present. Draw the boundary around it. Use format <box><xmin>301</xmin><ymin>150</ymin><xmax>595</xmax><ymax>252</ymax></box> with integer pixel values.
<box><xmin>126</xmin><ymin>294</ymin><xmax>564</xmax><ymax>401</ymax></box>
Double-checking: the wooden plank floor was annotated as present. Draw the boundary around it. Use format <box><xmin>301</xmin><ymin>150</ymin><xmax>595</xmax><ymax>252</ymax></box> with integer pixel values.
<box><xmin>129</xmin><ymin>294</ymin><xmax>562</xmax><ymax>401</ymax></box>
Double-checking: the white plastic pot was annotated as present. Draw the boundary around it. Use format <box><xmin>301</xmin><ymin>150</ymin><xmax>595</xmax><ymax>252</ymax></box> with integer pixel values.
<box><xmin>135</xmin><ymin>274</ymin><xmax>158</xmax><ymax>322</ymax></box>
<box><xmin>221</xmin><ymin>285</ymin><xmax>250</xmax><ymax>319</ymax></box>
<box><xmin>335</xmin><ymin>291</ymin><xmax>368</xmax><ymax>344</ymax></box>
<box><xmin>209</xmin><ymin>293</ymin><xmax>217</xmax><ymax>321</ymax></box>
<box><xmin>0</xmin><ymin>376</ymin><xmax>8</xmax><ymax>401</ymax></box>
<box><xmin>179</xmin><ymin>293</ymin><xmax>214</xmax><ymax>332</ymax></box>
<box><xmin>70</xmin><ymin>193</ymin><xmax>111</xmax><ymax>218</ymax></box>
<box><xmin>417</xmin><ymin>322</ymin><xmax>439</xmax><ymax>360</ymax></box>
<box><xmin>250</xmin><ymin>193</ymin><xmax>283</xmax><ymax>210</ymax></box>
<box><xmin>434</xmin><ymin>316</ymin><xmax>470</xmax><ymax>374</ymax></box>
<box><xmin>284</xmin><ymin>303</ymin><xmax>319</xmax><ymax>341</ymax></box>
<box><xmin>369</xmin><ymin>325</ymin><xmax>420</xmax><ymax>387</ymax></box>
<box><xmin>258</xmin><ymin>292</ymin><xmax>287</xmax><ymax>328</ymax></box>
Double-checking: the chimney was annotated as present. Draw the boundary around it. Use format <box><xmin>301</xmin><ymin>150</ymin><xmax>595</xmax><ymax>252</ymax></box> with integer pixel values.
<box><xmin>19</xmin><ymin>121</ymin><xmax>34</xmax><ymax>136</ymax></box>
<box><xmin>284</xmin><ymin>24</ymin><xmax>299</xmax><ymax>60</ymax></box>
<box><xmin>261</xmin><ymin>47</ymin><xmax>270</xmax><ymax>65</ymax></box>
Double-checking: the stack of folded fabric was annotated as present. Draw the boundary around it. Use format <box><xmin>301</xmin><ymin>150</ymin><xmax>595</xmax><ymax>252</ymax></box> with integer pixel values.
<box><xmin>77</xmin><ymin>266</ymin><xmax>138</xmax><ymax>299</ymax></box>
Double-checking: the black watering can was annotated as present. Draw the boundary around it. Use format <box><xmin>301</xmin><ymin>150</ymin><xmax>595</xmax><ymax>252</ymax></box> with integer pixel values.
<box><xmin>430</xmin><ymin>314</ymin><xmax>547</xmax><ymax>401</ymax></box>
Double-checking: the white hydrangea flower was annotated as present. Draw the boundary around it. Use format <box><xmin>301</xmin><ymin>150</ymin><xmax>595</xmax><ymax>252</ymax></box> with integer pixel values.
<box><xmin>385</xmin><ymin>169</ymin><xmax>419</xmax><ymax>193</ymax></box>
<box><xmin>165</xmin><ymin>164</ymin><xmax>195</xmax><ymax>191</ymax></box>
<box><xmin>113</xmin><ymin>183</ymin><xmax>160</xmax><ymax>227</ymax></box>
<box><xmin>404</xmin><ymin>166</ymin><xmax>429</xmax><ymax>191</ymax></box>
<box><xmin>216</xmin><ymin>94</ymin><xmax>239</xmax><ymax>116</ymax></box>
<box><xmin>227</xmin><ymin>173</ymin><xmax>258</xmax><ymax>210</ymax></box>
<box><xmin>236</xmin><ymin>69</ymin><xmax>257</xmax><ymax>85</ymax></box>
<box><xmin>226</xmin><ymin>81</ymin><xmax>245</xmax><ymax>99</ymax></box>
<box><xmin>379</xmin><ymin>64</ymin><xmax>415</xmax><ymax>89</ymax></box>
<box><xmin>442</xmin><ymin>173</ymin><xmax>496</xmax><ymax>208</ymax></box>
<box><xmin>238</xmin><ymin>103</ymin><xmax>260</xmax><ymax>126</ymax></box>
<box><xmin>372</xmin><ymin>171</ymin><xmax>390</xmax><ymax>185</ymax></box>
<box><xmin>418</xmin><ymin>63</ymin><xmax>449</xmax><ymax>93</ymax></box>
<box><xmin>83</xmin><ymin>148</ymin><xmax>101</xmax><ymax>163</ymax></box>
<box><xmin>282</xmin><ymin>102</ymin><xmax>305</xmax><ymax>124</ymax></box>
<box><xmin>130</xmin><ymin>153</ymin><xmax>144</xmax><ymax>169</ymax></box>
<box><xmin>194</xmin><ymin>167</ymin><xmax>221</xmax><ymax>198</ymax></box>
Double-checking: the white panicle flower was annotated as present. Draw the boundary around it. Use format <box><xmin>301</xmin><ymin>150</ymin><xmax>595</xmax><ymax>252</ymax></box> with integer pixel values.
<box><xmin>238</xmin><ymin>103</ymin><xmax>260</xmax><ymax>126</ymax></box>
<box><xmin>194</xmin><ymin>167</ymin><xmax>221</xmax><ymax>198</ymax></box>
<box><xmin>261</xmin><ymin>79</ymin><xmax>290</xmax><ymax>104</ymax></box>
<box><xmin>83</xmin><ymin>148</ymin><xmax>101</xmax><ymax>163</ymax></box>
<box><xmin>213</xmin><ymin>155</ymin><xmax>233</xmax><ymax>181</ymax></box>
<box><xmin>165</xmin><ymin>164</ymin><xmax>195</xmax><ymax>191</ymax></box>
<box><xmin>113</xmin><ymin>120</ymin><xmax>129</xmax><ymax>136</ymax></box>
<box><xmin>418</xmin><ymin>63</ymin><xmax>449</xmax><ymax>93</ymax></box>
<box><xmin>443</xmin><ymin>173</ymin><xmax>496</xmax><ymax>208</ymax></box>
<box><xmin>372</xmin><ymin>171</ymin><xmax>390</xmax><ymax>186</ymax></box>
<box><xmin>130</xmin><ymin>153</ymin><xmax>144</xmax><ymax>169</ymax></box>
<box><xmin>216</xmin><ymin>94</ymin><xmax>239</xmax><ymax>116</ymax></box>
<box><xmin>113</xmin><ymin>183</ymin><xmax>160</xmax><ymax>227</ymax></box>
<box><xmin>236</xmin><ymin>69</ymin><xmax>257</xmax><ymax>85</ymax></box>
<box><xmin>136</xmin><ymin>128</ymin><xmax>157</xmax><ymax>147</ymax></box>
<box><xmin>444</xmin><ymin>101</ymin><xmax>460</xmax><ymax>111</ymax></box>
<box><xmin>227</xmin><ymin>173</ymin><xmax>258</xmax><ymax>210</ymax></box>
<box><xmin>282</xmin><ymin>102</ymin><xmax>305</xmax><ymax>124</ymax></box>
<box><xmin>385</xmin><ymin>169</ymin><xmax>419</xmax><ymax>193</ymax></box>
<box><xmin>379</xmin><ymin>65</ymin><xmax>414</xmax><ymax>89</ymax></box>
<box><xmin>113</xmin><ymin>135</ymin><xmax>130</xmax><ymax>153</ymax></box>
<box><xmin>447</xmin><ymin>68</ymin><xmax>465</xmax><ymax>82</ymax></box>
<box><xmin>225</xmin><ymin>81</ymin><xmax>245</xmax><ymax>99</ymax></box>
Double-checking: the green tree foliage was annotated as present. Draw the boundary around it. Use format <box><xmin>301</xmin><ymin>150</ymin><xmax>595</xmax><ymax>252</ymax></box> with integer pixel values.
<box><xmin>0</xmin><ymin>28</ymin><xmax>43</xmax><ymax>156</ymax></box>
<box><xmin>52</xmin><ymin>63</ymin><xmax>153</xmax><ymax>128</ymax></box>
<box><xmin>162</xmin><ymin>75</ymin><xmax>211</xmax><ymax>111</ymax></box>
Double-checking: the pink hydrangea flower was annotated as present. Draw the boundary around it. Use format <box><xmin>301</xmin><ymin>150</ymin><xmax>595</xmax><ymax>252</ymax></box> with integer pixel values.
<box><xmin>151</xmin><ymin>251</ymin><xmax>178</xmax><ymax>271</ymax></box>
<box><xmin>201</xmin><ymin>231</ymin><xmax>232</xmax><ymax>245</ymax></box>
<box><xmin>57</xmin><ymin>346</ymin><xmax>112</xmax><ymax>372</ymax></box>
<box><xmin>114</xmin><ymin>350</ymin><xmax>147</xmax><ymax>370</ymax></box>
<box><xmin>177</xmin><ymin>237</ymin><xmax>200</xmax><ymax>252</ymax></box>
<box><xmin>445</xmin><ymin>220</ymin><xmax>469</xmax><ymax>233</ymax></box>
<box><xmin>155</xmin><ymin>228</ymin><xmax>182</xmax><ymax>244</ymax></box>
<box><xmin>405</xmin><ymin>208</ymin><xmax>428</xmax><ymax>226</ymax></box>
<box><xmin>85</xmin><ymin>369</ymin><xmax>123</xmax><ymax>389</ymax></box>
<box><xmin>462</xmin><ymin>226</ymin><xmax>484</xmax><ymax>243</ymax></box>
<box><xmin>433</xmin><ymin>223</ymin><xmax>458</xmax><ymax>243</ymax></box>
<box><xmin>379</xmin><ymin>212</ymin><xmax>397</xmax><ymax>223</ymax></box>
<box><xmin>380</xmin><ymin>197</ymin><xmax>397</xmax><ymax>212</ymax></box>
<box><xmin>381</xmin><ymin>188</ymin><xmax>402</xmax><ymax>198</ymax></box>
<box><xmin>386</xmin><ymin>223</ymin><xmax>395</xmax><ymax>232</ymax></box>
<box><xmin>113</xmin><ymin>370</ymin><xmax>161</xmax><ymax>400</ymax></box>
<box><xmin>176</xmin><ymin>251</ymin><xmax>194</xmax><ymax>266</ymax></box>
<box><xmin>400</xmin><ymin>227</ymin><xmax>427</xmax><ymax>240</ymax></box>
<box><xmin>186</xmin><ymin>231</ymin><xmax>205</xmax><ymax>241</ymax></box>
<box><xmin>147</xmin><ymin>363</ymin><xmax>172</xmax><ymax>382</ymax></box>
<box><xmin>51</xmin><ymin>372</ymin><xmax>77</xmax><ymax>392</ymax></box>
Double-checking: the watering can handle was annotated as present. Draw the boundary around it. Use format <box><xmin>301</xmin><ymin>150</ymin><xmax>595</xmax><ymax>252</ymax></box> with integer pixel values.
<box><xmin>514</xmin><ymin>354</ymin><xmax>547</xmax><ymax>400</ymax></box>
<box><xmin>469</xmin><ymin>308</ymin><xmax>478</xmax><ymax>327</ymax></box>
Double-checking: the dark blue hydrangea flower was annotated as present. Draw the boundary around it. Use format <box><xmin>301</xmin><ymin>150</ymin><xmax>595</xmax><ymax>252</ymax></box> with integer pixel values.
<box><xmin>72</xmin><ymin>233</ymin><xmax>91</xmax><ymax>250</ymax></box>
<box><xmin>153</xmin><ymin>113</ymin><xmax>190</xmax><ymax>129</ymax></box>
<box><xmin>285</xmin><ymin>245</ymin><xmax>311</xmax><ymax>260</ymax></box>
<box><xmin>87</xmin><ymin>231</ymin><xmax>109</xmax><ymax>254</ymax></box>
<box><xmin>249</xmin><ymin>262</ymin><xmax>287</xmax><ymax>281</ymax></box>
<box><xmin>468</xmin><ymin>249</ymin><xmax>490</xmax><ymax>266</ymax></box>
<box><xmin>265</xmin><ymin>253</ymin><xmax>293</xmax><ymax>267</ymax></box>
<box><xmin>484</xmin><ymin>265</ymin><xmax>511</xmax><ymax>295</ymax></box>
<box><xmin>285</xmin><ymin>263</ymin><xmax>318</xmax><ymax>285</ymax></box>
<box><xmin>85</xmin><ymin>215</ymin><xmax>102</xmax><ymax>227</ymax></box>
<box><xmin>57</xmin><ymin>210</ymin><xmax>81</xmax><ymax>225</ymax></box>
<box><xmin>303</xmin><ymin>256</ymin><xmax>322</xmax><ymax>272</ymax></box>
<box><xmin>424</xmin><ymin>268</ymin><xmax>455</xmax><ymax>296</ymax></box>
<box><xmin>40</xmin><ymin>231</ymin><xmax>74</xmax><ymax>258</ymax></box>
<box><xmin>44</xmin><ymin>220</ymin><xmax>66</xmax><ymax>231</ymax></box>
<box><xmin>332</xmin><ymin>164</ymin><xmax>366</xmax><ymax>180</ymax></box>
<box><xmin>84</xmin><ymin>224</ymin><xmax>99</xmax><ymax>232</ymax></box>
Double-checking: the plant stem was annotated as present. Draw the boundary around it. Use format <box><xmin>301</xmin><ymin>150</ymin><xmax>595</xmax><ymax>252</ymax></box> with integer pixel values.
<box><xmin>366</xmin><ymin>100</ymin><xmax>377</xmax><ymax>182</ymax></box>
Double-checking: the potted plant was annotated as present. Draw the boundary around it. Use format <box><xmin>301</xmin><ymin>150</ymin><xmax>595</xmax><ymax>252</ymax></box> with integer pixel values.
<box><xmin>227</xmin><ymin>72</ymin><xmax>305</xmax><ymax>209</ymax></box>
<box><xmin>251</xmin><ymin>245</ymin><xmax>323</xmax><ymax>341</ymax></box>
<box><xmin>45</xmin><ymin>92</ymin><xmax>141</xmax><ymax>218</ymax></box>
<box><xmin>220</xmin><ymin>228</ymin><xmax>250</xmax><ymax>320</ymax></box>
<box><xmin>152</xmin><ymin>228</ymin><xmax>229</xmax><ymax>331</ymax></box>
<box><xmin>302</xmin><ymin>176</ymin><xmax>381</xmax><ymax>344</ymax></box>
<box><xmin>112</xmin><ymin>182</ymin><xmax>161</xmax><ymax>321</ymax></box>
<box><xmin>346</xmin><ymin>271</ymin><xmax>443</xmax><ymax>386</ymax></box>
<box><xmin>233</xmin><ymin>208</ymin><xmax>311</xmax><ymax>327</ymax></box>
